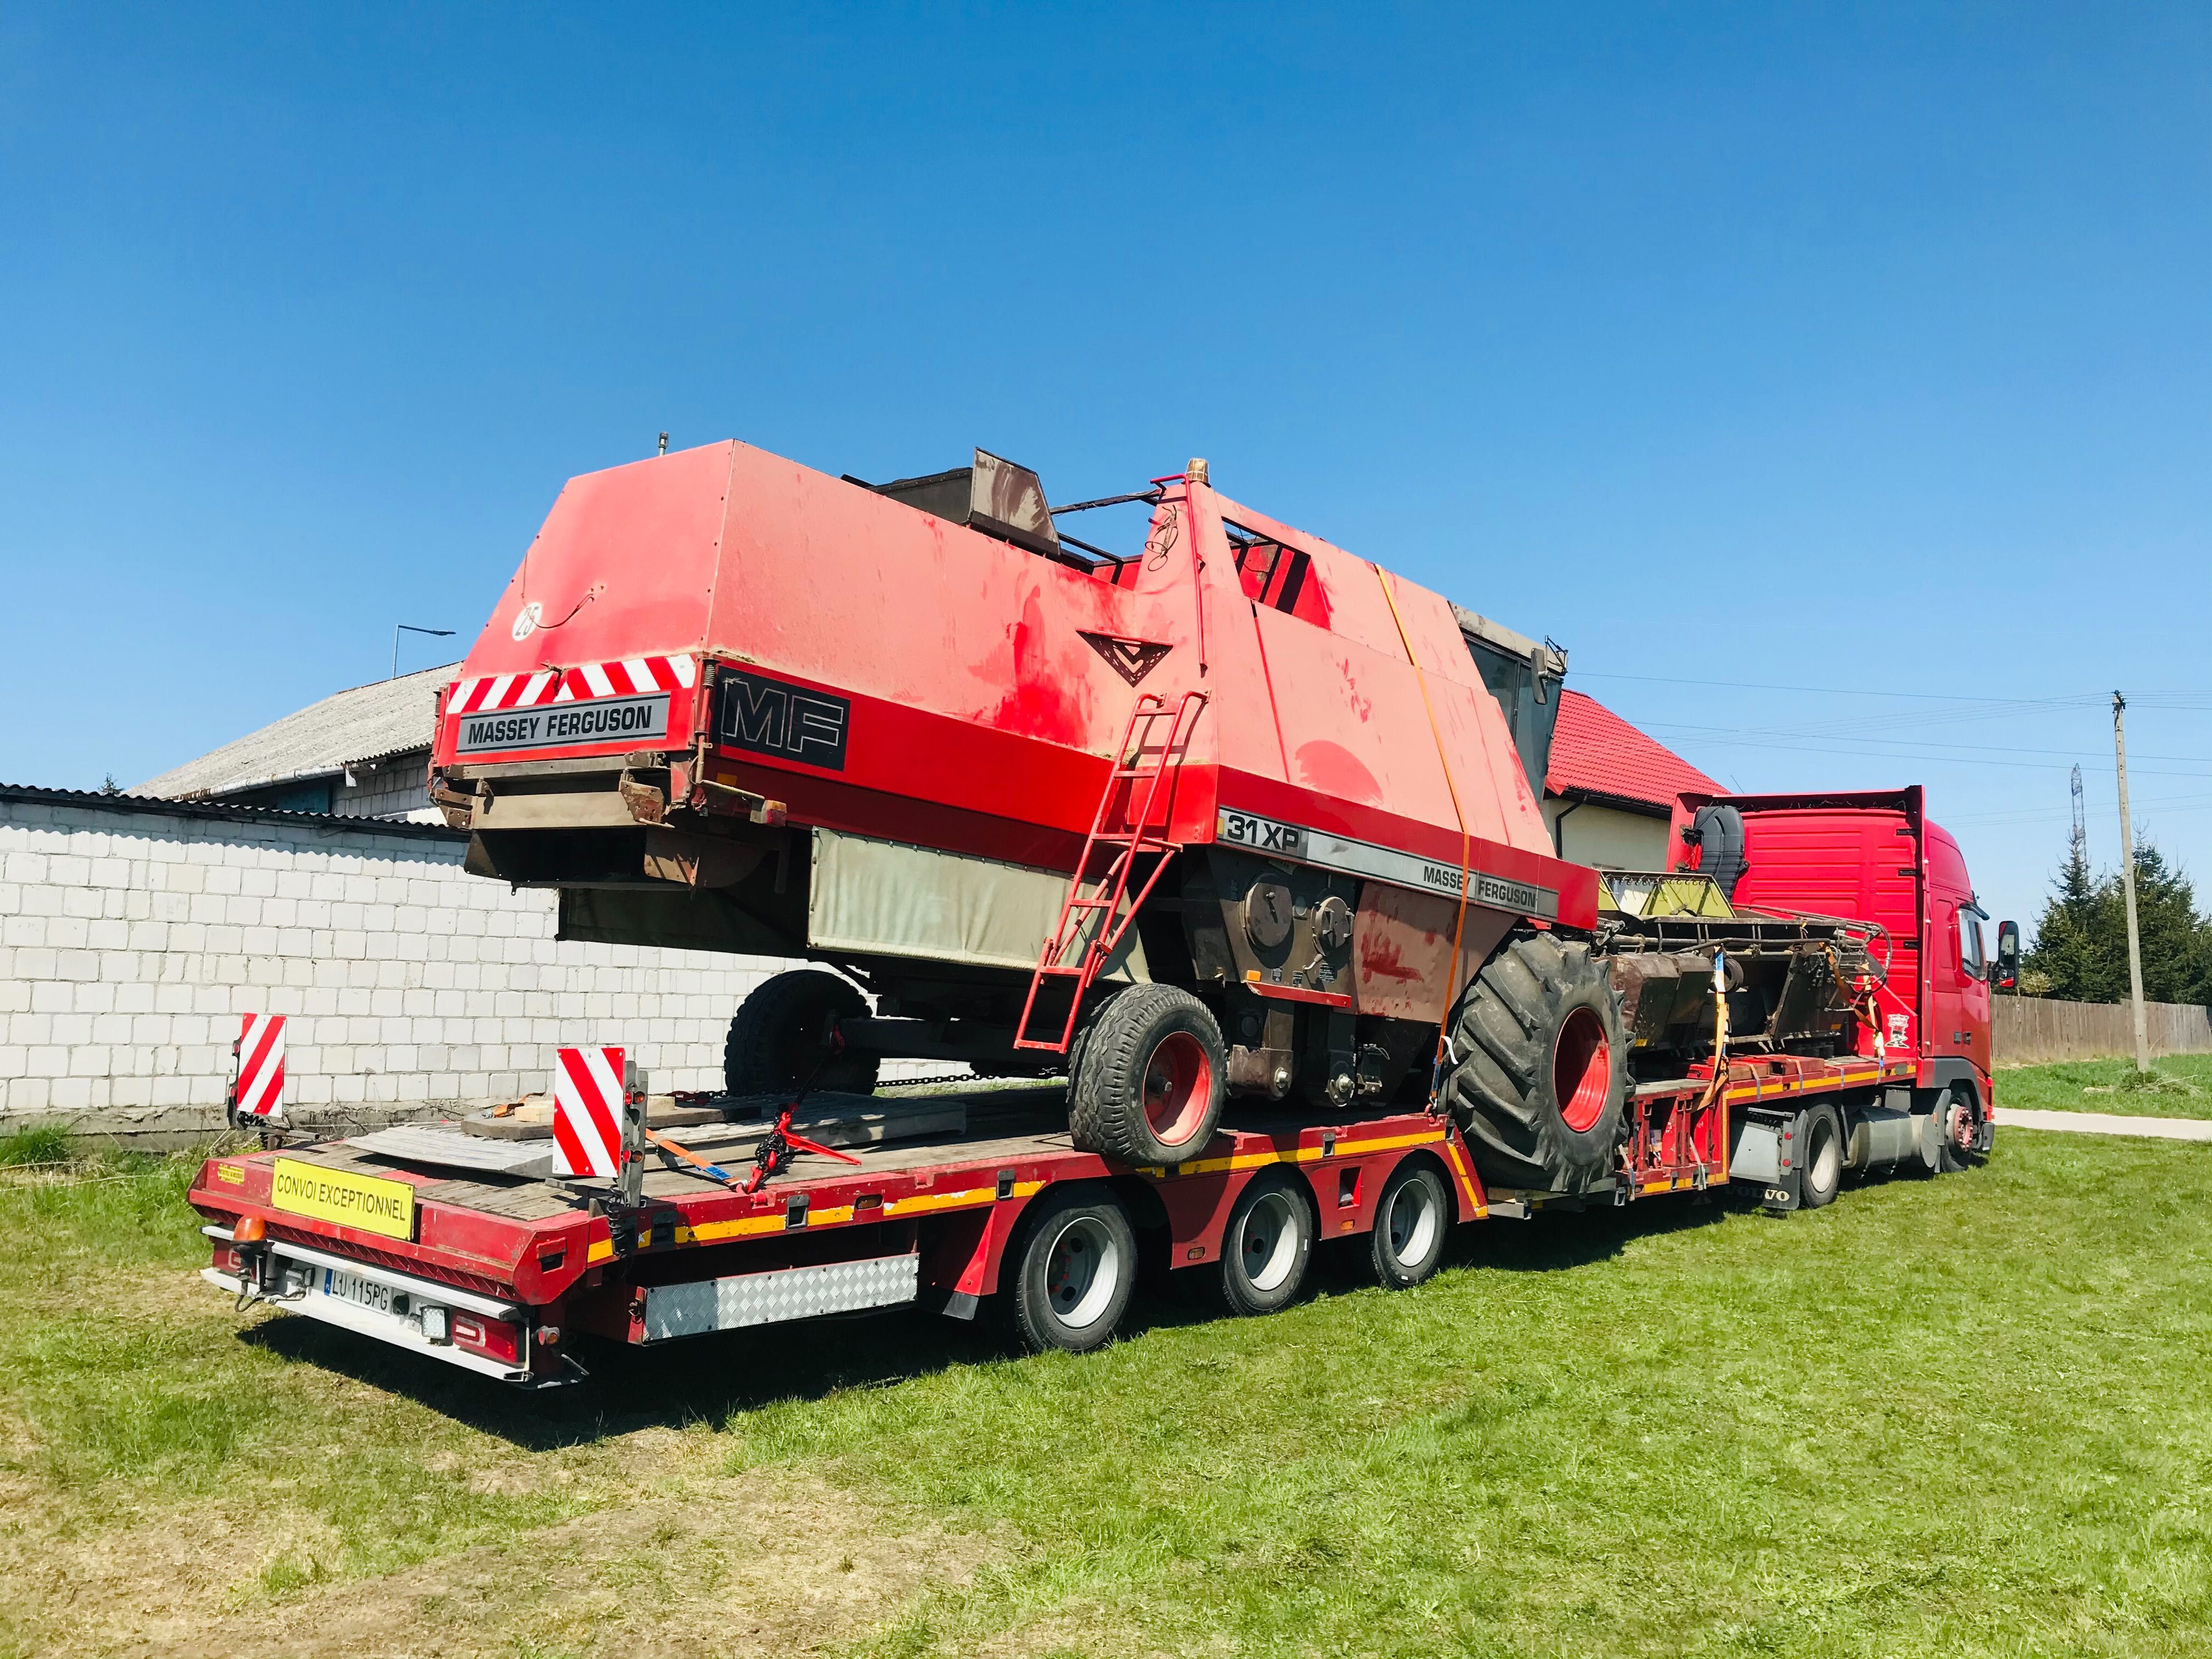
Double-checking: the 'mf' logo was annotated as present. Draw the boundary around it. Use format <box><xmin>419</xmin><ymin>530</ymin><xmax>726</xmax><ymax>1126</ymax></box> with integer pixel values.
<box><xmin>719</xmin><ymin>670</ymin><xmax>850</xmax><ymax>771</ymax></box>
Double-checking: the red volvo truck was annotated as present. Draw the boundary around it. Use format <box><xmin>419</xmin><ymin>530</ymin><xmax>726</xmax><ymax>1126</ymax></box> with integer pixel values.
<box><xmin>189</xmin><ymin>444</ymin><xmax>2015</xmax><ymax>1383</ymax></box>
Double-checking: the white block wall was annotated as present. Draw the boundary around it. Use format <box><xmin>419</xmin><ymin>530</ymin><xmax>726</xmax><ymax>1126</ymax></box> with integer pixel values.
<box><xmin>0</xmin><ymin>794</ymin><xmax>826</xmax><ymax>1144</ymax></box>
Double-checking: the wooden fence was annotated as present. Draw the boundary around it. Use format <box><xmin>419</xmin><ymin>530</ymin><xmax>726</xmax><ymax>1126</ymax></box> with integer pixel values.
<box><xmin>1994</xmin><ymin>997</ymin><xmax>2212</xmax><ymax>1066</ymax></box>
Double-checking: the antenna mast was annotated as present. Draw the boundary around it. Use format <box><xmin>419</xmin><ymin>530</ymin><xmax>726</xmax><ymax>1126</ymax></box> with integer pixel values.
<box><xmin>2069</xmin><ymin>763</ymin><xmax>2087</xmax><ymax>871</ymax></box>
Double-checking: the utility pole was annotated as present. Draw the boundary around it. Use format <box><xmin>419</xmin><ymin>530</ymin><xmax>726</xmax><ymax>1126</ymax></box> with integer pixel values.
<box><xmin>2113</xmin><ymin>691</ymin><xmax>2152</xmax><ymax>1075</ymax></box>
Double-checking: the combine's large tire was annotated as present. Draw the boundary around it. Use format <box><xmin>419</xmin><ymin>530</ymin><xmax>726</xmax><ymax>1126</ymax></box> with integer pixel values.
<box><xmin>1443</xmin><ymin>935</ymin><xmax>1625</xmax><ymax>1194</ymax></box>
<box><xmin>723</xmin><ymin>969</ymin><xmax>880</xmax><ymax>1098</ymax></box>
<box><xmin>1068</xmin><ymin>984</ymin><xmax>1226</xmax><ymax>1165</ymax></box>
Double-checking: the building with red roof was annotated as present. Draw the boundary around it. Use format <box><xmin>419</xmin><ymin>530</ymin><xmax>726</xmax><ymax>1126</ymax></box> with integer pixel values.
<box><xmin>1542</xmin><ymin>688</ymin><xmax>1722</xmax><ymax>870</ymax></box>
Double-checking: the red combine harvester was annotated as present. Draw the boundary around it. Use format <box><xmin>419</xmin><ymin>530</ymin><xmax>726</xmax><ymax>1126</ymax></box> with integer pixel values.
<box><xmin>190</xmin><ymin>444</ymin><xmax>2017</xmax><ymax>1380</ymax></box>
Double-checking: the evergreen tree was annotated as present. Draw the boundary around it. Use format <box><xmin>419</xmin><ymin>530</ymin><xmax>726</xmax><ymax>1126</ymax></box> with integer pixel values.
<box><xmin>2025</xmin><ymin>836</ymin><xmax>2212</xmax><ymax>1007</ymax></box>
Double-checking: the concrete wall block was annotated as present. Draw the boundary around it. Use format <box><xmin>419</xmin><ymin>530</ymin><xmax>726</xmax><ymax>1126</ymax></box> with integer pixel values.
<box><xmin>4</xmin><ymin>916</ymin><xmax>46</xmax><ymax>949</ymax></box>
<box><xmin>61</xmin><ymin>887</ymin><xmax>103</xmax><ymax>920</ymax></box>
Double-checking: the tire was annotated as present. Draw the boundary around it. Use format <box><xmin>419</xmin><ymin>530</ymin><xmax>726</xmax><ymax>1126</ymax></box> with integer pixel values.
<box><xmin>1442</xmin><ymin>934</ymin><xmax>1625</xmax><ymax>1194</ymax></box>
<box><xmin>1798</xmin><ymin>1102</ymin><xmax>1842</xmax><ymax>1209</ymax></box>
<box><xmin>723</xmin><ymin>969</ymin><xmax>880</xmax><ymax>1098</ymax></box>
<box><xmin>1937</xmin><ymin>1087</ymin><xmax>1979</xmax><ymax>1173</ymax></box>
<box><xmin>1369</xmin><ymin>1157</ymin><xmax>1452</xmax><ymax>1290</ymax></box>
<box><xmin>1207</xmin><ymin>1169</ymin><xmax>1315</xmax><ymax>1316</ymax></box>
<box><xmin>1067</xmin><ymin>985</ymin><xmax>1227</xmax><ymax>1165</ymax></box>
<box><xmin>1003</xmin><ymin>1186</ymin><xmax>1137</xmax><ymax>1354</ymax></box>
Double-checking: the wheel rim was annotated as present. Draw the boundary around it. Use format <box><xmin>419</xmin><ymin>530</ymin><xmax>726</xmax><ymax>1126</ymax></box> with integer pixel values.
<box><xmin>1141</xmin><ymin>1030</ymin><xmax>1214</xmax><ymax>1148</ymax></box>
<box><xmin>1944</xmin><ymin>1098</ymin><xmax>1976</xmax><ymax>1158</ymax></box>
<box><xmin>1237</xmin><ymin>1190</ymin><xmax>1302</xmax><ymax>1293</ymax></box>
<box><xmin>1553</xmin><ymin>1006</ymin><xmax>1612</xmax><ymax>1133</ymax></box>
<box><xmin>1044</xmin><ymin>1214</ymin><xmax>1122</xmax><ymax>1329</ymax></box>
<box><xmin>1808</xmin><ymin>1116</ymin><xmax>1841</xmax><ymax>1190</ymax></box>
<box><xmin>1385</xmin><ymin>1175</ymin><xmax>1440</xmax><ymax>1267</ymax></box>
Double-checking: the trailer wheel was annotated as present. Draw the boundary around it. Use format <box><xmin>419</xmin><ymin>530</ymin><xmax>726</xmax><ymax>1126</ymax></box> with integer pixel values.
<box><xmin>1207</xmin><ymin>1169</ymin><xmax>1316</xmax><ymax>1316</ymax></box>
<box><xmin>1798</xmin><ymin>1103</ymin><xmax>1842</xmax><ymax>1208</ymax></box>
<box><xmin>1369</xmin><ymin>1157</ymin><xmax>1452</xmax><ymax>1290</ymax></box>
<box><xmin>1443</xmin><ymin>935</ymin><xmax>1625</xmax><ymax>1194</ymax></box>
<box><xmin>723</xmin><ymin>970</ymin><xmax>880</xmax><ymax>1098</ymax></box>
<box><xmin>1003</xmin><ymin>1186</ymin><xmax>1137</xmax><ymax>1353</ymax></box>
<box><xmin>1067</xmin><ymin>985</ymin><xmax>1227</xmax><ymax>1165</ymax></box>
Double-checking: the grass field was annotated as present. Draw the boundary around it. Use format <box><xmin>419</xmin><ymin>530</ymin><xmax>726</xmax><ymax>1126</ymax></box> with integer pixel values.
<box><xmin>1999</xmin><ymin>1052</ymin><xmax>2212</xmax><ymax>1119</ymax></box>
<box><xmin>3</xmin><ymin>1071</ymin><xmax>2211</xmax><ymax>1657</ymax></box>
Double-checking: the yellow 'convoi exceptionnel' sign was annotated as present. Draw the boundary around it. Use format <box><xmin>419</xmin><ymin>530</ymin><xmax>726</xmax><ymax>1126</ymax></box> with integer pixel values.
<box><xmin>269</xmin><ymin>1159</ymin><xmax>416</xmax><ymax>1242</ymax></box>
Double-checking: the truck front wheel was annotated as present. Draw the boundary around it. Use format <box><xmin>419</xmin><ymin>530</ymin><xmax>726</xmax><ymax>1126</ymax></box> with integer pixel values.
<box><xmin>1067</xmin><ymin>985</ymin><xmax>1227</xmax><ymax>1165</ymax></box>
<box><xmin>1442</xmin><ymin>935</ymin><xmax>1626</xmax><ymax>1194</ymax></box>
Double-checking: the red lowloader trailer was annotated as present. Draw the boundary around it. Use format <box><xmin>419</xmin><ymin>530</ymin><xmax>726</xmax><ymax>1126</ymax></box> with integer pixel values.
<box><xmin>189</xmin><ymin>446</ymin><xmax>2017</xmax><ymax>1382</ymax></box>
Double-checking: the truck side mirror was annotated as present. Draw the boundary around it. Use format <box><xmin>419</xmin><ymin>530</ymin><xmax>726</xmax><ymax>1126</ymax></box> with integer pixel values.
<box><xmin>1995</xmin><ymin>919</ymin><xmax>2020</xmax><ymax>991</ymax></box>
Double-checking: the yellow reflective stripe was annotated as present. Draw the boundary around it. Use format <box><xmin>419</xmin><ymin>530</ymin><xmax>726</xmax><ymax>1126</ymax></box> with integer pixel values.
<box><xmin>677</xmin><ymin>1214</ymin><xmax>787</xmax><ymax>1244</ymax></box>
<box><xmin>586</xmin><ymin>1237</ymin><xmax>614</xmax><ymax>1264</ymax></box>
<box><xmin>1441</xmin><ymin>1138</ymin><xmax>1487</xmax><ymax>1219</ymax></box>
<box><xmin>1142</xmin><ymin>1128</ymin><xmax>1447</xmax><ymax>1181</ymax></box>
<box><xmin>672</xmin><ymin>1180</ymin><xmax>1048</xmax><ymax>1244</ymax></box>
<box><xmin>883</xmin><ymin>1180</ymin><xmax>1044</xmax><ymax>1218</ymax></box>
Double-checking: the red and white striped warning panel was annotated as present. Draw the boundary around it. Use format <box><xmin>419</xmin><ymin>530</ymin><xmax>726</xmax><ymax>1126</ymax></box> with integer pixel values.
<box><xmin>552</xmin><ymin>1046</ymin><xmax>628</xmax><ymax>1180</ymax></box>
<box><xmin>232</xmin><ymin>1013</ymin><xmax>286</xmax><ymax>1120</ymax></box>
<box><xmin>449</xmin><ymin>655</ymin><xmax>697</xmax><ymax>715</ymax></box>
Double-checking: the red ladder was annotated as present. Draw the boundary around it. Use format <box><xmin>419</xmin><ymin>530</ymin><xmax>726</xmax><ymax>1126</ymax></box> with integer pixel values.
<box><xmin>1013</xmin><ymin>689</ymin><xmax>1209</xmax><ymax>1054</ymax></box>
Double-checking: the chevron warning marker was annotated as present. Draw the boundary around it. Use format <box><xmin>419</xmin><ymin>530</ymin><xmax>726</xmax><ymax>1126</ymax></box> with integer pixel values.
<box><xmin>232</xmin><ymin>1013</ymin><xmax>286</xmax><ymax>1121</ymax></box>
<box><xmin>552</xmin><ymin>1046</ymin><xmax>627</xmax><ymax>1180</ymax></box>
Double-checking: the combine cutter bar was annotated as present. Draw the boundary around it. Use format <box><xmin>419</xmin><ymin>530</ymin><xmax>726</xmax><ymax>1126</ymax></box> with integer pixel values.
<box><xmin>1014</xmin><ymin>690</ymin><xmax>1207</xmax><ymax>1053</ymax></box>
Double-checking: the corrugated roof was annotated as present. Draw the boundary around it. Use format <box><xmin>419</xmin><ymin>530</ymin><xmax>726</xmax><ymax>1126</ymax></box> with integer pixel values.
<box><xmin>1546</xmin><ymin>688</ymin><xmax>1721</xmax><ymax>814</ymax></box>
<box><xmin>132</xmin><ymin>663</ymin><xmax>458</xmax><ymax>802</ymax></box>
<box><xmin>2</xmin><ymin>781</ymin><xmax>465</xmax><ymax>840</ymax></box>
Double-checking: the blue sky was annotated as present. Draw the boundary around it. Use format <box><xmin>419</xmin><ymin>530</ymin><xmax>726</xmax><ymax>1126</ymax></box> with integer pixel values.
<box><xmin>2</xmin><ymin>4</ymin><xmax>2207</xmax><ymax>935</ymax></box>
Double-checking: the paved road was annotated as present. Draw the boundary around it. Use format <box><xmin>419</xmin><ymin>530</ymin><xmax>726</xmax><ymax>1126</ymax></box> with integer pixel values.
<box><xmin>2002</xmin><ymin>1108</ymin><xmax>2212</xmax><ymax>1142</ymax></box>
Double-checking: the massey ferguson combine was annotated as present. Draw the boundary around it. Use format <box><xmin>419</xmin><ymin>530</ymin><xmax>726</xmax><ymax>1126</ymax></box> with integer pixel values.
<box><xmin>189</xmin><ymin>442</ymin><xmax>2014</xmax><ymax>1377</ymax></box>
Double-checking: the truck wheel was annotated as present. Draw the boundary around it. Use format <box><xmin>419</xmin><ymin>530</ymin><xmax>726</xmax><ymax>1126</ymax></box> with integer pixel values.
<box><xmin>723</xmin><ymin>970</ymin><xmax>880</xmax><ymax>1098</ymax></box>
<box><xmin>1938</xmin><ymin>1088</ymin><xmax>1979</xmax><ymax>1173</ymax></box>
<box><xmin>1067</xmin><ymin>985</ymin><xmax>1227</xmax><ymax>1165</ymax></box>
<box><xmin>1443</xmin><ymin>935</ymin><xmax>1625</xmax><ymax>1194</ymax></box>
<box><xmin>1369</xmin><ymin>1158</ymin><xmax>1452</xmax><ymax>1290</ymax></box>
<box><xmin>1207</xmin><ymin>1169</ymin><xmax>1315</xmax><ymax>1316</ymax></box>
<box><xmin>1798</xmin><ymin>1103</ymin><xmax>1842</xmax><ymax>1208</ymax></box>
<box><xmin>1004</xmin><ymin>1186</ymin><xmax>1137</xmax><ymax>1353</ymax></box>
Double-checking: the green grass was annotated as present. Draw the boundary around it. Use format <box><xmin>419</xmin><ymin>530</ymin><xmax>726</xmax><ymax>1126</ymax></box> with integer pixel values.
<box><xmin>0</xmin><ymin>1125</ymin><xmax>72</xmax><ymax>1167</ymax></box>
<box><xmin>2000</xmin><ymin>1052</ymin><xmax>2212</xmax><ymax>1118</ymax></box>
<box><xmin>3</xmin><ymin>1125</ymin><xmax>2211</xmax><ymax>1655</ymax></box>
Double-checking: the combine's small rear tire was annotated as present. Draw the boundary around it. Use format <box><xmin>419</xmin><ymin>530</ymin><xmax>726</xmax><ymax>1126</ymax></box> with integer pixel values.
<box><xmin>1797</xmin><ymin>1103</ymin><xmax>1842</xmax><ymax>1208</ymax></box>
<box><xmin>1206</xmin><ymin>1169</ymin><xmax>1315</xmax><ymax>1316</ymax></box>
<box><xmin>723</xmin><ymin>969</ymin><xmax>879</xmax><ymax>1098</ymax></box>
<box><xmin>1369</xmin><ymin>1158</ymin><xmax>1452</xmax><ymax>1290</ymax></box>
<box><xmin>1067</xmin><ymin>985</ymin><xmax>1226</xmax><ymax>1166</ymax></box>
<box><xmin>1004</xmin><ymin>1186</ymin><xmax>1137</xmax><ymax>1353</ymax></box>
<box><xmin>1443</xmin><ymin>935</ymin><xmax>1626</xmax><ymax>1194</ymax></box>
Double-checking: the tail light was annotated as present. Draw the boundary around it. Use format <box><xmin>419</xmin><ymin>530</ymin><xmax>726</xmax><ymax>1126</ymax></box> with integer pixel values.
<box><xmin>448</xmin><ymin>1313</ymin><xmax>522</xmax><ymax>1365</ymax></box>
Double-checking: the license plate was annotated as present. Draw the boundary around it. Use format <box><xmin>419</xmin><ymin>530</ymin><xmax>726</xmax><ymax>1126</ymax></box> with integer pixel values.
<box><xmin>323</xmin><ymin>1267</ymin><xmax>397</xmax><ymax>1316</ymax></box>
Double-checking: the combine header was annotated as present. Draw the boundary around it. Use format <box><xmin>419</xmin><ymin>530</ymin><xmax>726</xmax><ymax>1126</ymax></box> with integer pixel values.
<box><xmin>189</xmin><ymin>442</ymin><xmax>2015</xmax><ymax>1375</ymax></box>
